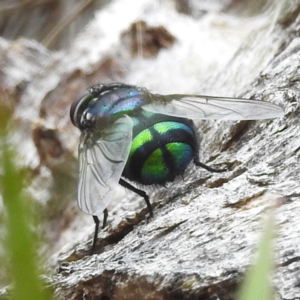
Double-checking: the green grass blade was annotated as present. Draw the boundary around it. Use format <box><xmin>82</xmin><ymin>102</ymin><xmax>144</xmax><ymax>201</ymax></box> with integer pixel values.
<box><xmin>1</xmin><ymin>141</ymin><xmax>51</xmax><ymax>299</ymax></box>
<box><xmin>237</xmin><ymin>206</ymin><xmax>276</xmax><ymax>300</ymax></box>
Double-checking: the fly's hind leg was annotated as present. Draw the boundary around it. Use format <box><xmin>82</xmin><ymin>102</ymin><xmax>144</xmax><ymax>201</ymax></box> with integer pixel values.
<box><xmin>194</xmin><ymin>159</ymin><xmax>227</xmax><ymax>173</ymax></box>
<box><xmin>119</xmin><ymin>178</ymin><xmax>153</xmax><ymax>217</ymax></box>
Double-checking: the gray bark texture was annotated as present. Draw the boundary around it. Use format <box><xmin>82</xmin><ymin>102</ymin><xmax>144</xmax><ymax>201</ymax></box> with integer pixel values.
<box><xmin>0</xmin><ymin>0</ymin><xmax>300</xmax><ymax>299</ymax></box>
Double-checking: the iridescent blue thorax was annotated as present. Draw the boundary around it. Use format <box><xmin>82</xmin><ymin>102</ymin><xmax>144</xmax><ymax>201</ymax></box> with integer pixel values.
<box><xmin>70</xmin><ymin>83</ymin><xmax>151</xmax><ymax>131</ymax></box>
<box><xmin>88</xmin><ymin>87</ymin><xmax>144</xmax><ymax>116</ymax></box>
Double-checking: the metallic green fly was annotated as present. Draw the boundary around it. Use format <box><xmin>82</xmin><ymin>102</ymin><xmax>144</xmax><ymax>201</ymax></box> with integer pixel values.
<box><xmin>70</xmin><ymin>82</ymin><xmax>283</xmax><ymax>252</ymax></box>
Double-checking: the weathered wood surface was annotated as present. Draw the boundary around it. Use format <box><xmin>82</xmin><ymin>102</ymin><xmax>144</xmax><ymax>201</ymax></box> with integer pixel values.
<box><xmin>1</xmin><ymin>1</ymin><xmax>300</xmax><ymax>299</ymax></box>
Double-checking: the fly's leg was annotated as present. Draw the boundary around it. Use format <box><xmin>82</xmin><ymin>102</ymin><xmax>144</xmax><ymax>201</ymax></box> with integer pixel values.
<box><xmin>194</xmin><ymin>160</ymin><xmax>227</xmax><ymax>173</ymax></box>
<box><xmin>119</xmin><ymin>178</ymin><xmax>153</xmax><ymax>217</ymax></box>
<box><xmin>102</xmin><ymin>208</ymin><xmax>108</xmax><ymax>229</ymax></box>
<box><xmin>91</xmin><ymin>215</ymin><xmax>100</xmax><ymax>254</ymax></box>
<box><xmin>90</xmin><ymin>208</ymin><xmax>108</xmax><ymax>254</ymax></box>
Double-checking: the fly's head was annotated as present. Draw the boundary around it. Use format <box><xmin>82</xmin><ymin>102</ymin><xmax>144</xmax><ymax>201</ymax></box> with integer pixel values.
<box><xmin>70</xmin><ymin>90</ymin><xmax>96</xmax><ymax>131</ymax></box>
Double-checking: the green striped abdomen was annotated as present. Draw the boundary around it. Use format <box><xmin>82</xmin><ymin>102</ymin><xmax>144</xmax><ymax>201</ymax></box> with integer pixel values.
<box><xmin>122</xmin><ymin>113</ymin><xmax>199</xmax><ymax>185</ymax></box>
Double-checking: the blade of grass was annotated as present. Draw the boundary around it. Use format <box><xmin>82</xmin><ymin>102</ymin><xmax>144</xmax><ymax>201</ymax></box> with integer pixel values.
<box><xmin>1</xmin><ymin>107</ymin><xmax>51</xmax><ymax>300</ymax></box>
<box><xmin>237</xmin><ymin>205</ymin><xmax>276</xmax><ymax>300</ymax></box>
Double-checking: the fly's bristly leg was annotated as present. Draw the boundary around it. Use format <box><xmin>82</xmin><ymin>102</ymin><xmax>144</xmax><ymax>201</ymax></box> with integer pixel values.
<box><xmin>194</xmin><ymin>160</ymin><xmax>227</xmax><ymax>173</ymax></box>
<box><xmin>119</xmin><ymin>178</ymin><xmax>153</xmax><ymax>217</ymax></box>
<box><xmin>91</xmin><ymin>215</ymin><xmax>100</xmax><ymax>254</ymax></box>
<box><xmin>90</xmin><ymin>209</ymin><xmax>109</xmax><ymax>253</ymax></box>
<box><xmin>102</xmin><ymin>208</ymin><xmax>108</xmax><ymax>229</ymax></box>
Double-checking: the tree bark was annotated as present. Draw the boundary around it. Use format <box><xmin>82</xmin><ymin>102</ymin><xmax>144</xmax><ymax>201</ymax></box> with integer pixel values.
<box><xmin>0</xmin><ymin>1</ymin><xmax>300</xmax><ymax>299</ymax></box>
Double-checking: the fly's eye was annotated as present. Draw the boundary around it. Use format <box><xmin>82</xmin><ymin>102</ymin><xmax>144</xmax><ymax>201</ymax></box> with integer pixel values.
<box><xmin>70</xmin><ymin>98</ymin><xmax>82</xmax><ymax>127</ymax></box>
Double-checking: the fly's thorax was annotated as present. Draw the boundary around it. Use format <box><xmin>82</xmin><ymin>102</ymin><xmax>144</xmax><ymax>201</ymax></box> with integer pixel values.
<box><xmin>122</xmin><ymin>111</ymin><xmax>200</xmax><ymax>186</ymax></box>
<box><xmin>88</xmin><ymin>85</ymin><xmax>147</xmax><ymax>117</ymax></box>
<box><xmin>70</xmin><ymin>83</ymin><xmax>150</xmax><ymax>131</ymax></box>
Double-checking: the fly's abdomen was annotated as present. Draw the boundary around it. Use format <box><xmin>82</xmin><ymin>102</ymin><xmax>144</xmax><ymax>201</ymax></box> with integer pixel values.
<box><xmin>122</xmin><ymin>116</ymin><xmax>199</xmax><ymax>185</ymax></box>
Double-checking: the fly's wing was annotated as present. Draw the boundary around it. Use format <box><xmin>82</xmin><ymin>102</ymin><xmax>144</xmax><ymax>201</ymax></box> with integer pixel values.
<box><xmin>142</xmin><ymin>94</ymin><xmax>284</xmax><ymax>120</ymax></box>
<box><xmin>77</xmin><ymin>115</ymin><xmax>133</xmax><ymax>216</ymax></box>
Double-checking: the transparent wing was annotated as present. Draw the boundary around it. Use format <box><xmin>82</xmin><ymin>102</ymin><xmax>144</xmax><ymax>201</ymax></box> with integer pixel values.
<box><xmin>77</xmin><ymin>115</ymin><xmax>133</xmax><ymax>216</ymax></box>
<box><xmin>142</xmin><ymin>94</ymin><xmax>284</xmax><ymax>120</ymax></box>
